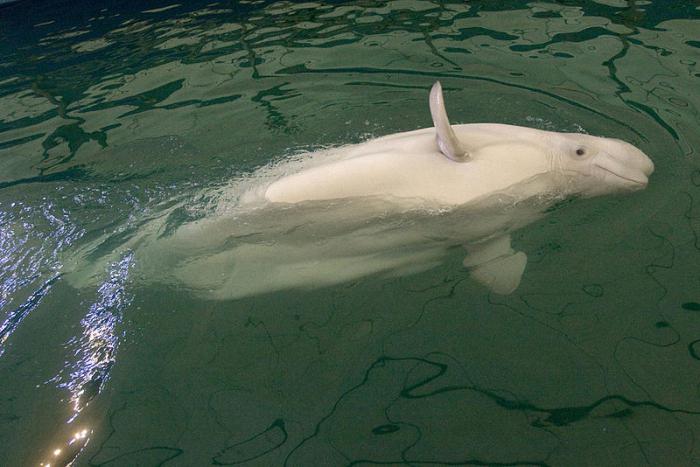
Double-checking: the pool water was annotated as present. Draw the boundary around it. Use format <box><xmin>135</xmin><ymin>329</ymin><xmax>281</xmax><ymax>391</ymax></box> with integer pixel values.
<box><xmin>1</xmin><ymin>0</ymin><xmax>699</xmax><ymax>465</ymax></box>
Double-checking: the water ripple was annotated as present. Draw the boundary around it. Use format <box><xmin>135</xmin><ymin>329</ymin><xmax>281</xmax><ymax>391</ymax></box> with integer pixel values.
<box><xmin>0</xmin><ymin>201</ymin><xmax>83</xmax><ymax>355</ymax></box>
<box><xmin>0</xmin><ymin>1</ymin><xmax>699</xmax><ymax>465</ymax></box>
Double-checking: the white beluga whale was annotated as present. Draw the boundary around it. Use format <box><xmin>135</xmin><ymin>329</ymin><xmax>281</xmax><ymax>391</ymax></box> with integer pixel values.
<box><xmin>67</xmin><ymin>82</ymin><xmax>653</xmax><ymax>299</ymax></box>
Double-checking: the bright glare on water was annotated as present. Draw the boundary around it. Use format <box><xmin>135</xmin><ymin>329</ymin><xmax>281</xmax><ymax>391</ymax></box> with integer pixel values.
<box><xmin>1</xmin><ymin>1</ymin><xmax>699</xmax><ymax>466</ymax></box>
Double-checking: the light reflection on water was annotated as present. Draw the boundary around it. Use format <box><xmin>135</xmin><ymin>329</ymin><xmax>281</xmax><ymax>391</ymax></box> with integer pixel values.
<box><xmin>0</xmin><ymin>202</ymin><xmax>83</xmax><ymax>356</ymax></box>
<box><xmin>39</xmin><ymin>428</ymin><xmax>90</xmax><ymax>467</ymax></box>
<box><xmin>0</xmin><ymin>0</ymin><xmax>699</xmax><ymax>465</ymax></box>
<box><xmin>35</xmin><ymin>252</ymin><xmax>134</xmax><ymax>467</ymax></box>
<box><xmin>63</xmin><ymin>251</ymin><xmax>133</xmax><ymax>418</ymax></box>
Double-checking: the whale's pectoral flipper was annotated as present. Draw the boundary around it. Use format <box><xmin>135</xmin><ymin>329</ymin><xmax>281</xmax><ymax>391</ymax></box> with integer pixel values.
<box><xmin>463</xmin><ymin>235</ymin><xmax>526</xmax><ymax>294</ymax></box>
<box><xmin>429</xmin><ymin>81</ymin><xmax>469</xmax><ymax>162</ymax></box>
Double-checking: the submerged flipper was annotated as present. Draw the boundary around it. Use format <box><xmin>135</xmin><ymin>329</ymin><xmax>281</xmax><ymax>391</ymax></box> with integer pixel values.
<box><xmin>429</xmin><ymin>81</ymin><xmax>469</xmax><ymax>162</ymax></box>
<box><xmin>463</xmin><ymin>235</ymin><xmax>526</xmax><ymax>295</ymax></box>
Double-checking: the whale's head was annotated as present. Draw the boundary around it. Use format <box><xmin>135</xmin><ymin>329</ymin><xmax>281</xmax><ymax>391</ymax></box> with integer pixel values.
<box><xmin>548</xmin><ymin>132</ymin><xmax>654</xmax><ymax>197</ymax></box>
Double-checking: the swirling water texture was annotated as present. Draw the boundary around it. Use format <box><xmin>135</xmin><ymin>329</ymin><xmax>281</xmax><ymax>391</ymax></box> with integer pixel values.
<box><xmin>0</xmin><ymin>0</ymin><xmax>699</xmax><ymax>465</ymax></box>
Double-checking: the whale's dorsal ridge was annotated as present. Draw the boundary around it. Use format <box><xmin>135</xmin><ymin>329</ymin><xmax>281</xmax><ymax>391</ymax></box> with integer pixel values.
<box><xmin>429</xmin><ymin>81</ymin><xmax>469</xmax><ymax>163</ymax></box>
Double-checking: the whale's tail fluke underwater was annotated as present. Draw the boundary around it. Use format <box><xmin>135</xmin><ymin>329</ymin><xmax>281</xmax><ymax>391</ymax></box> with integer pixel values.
<box><xmin>63</xmin><ymin>81</ymin><xmax>654</xmax><ymax>299</ymax></box>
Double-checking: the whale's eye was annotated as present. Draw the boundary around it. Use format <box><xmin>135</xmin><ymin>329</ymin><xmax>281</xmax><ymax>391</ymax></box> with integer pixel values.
<box><xmin>576</xmin><ymin>148</ymin><xmax>586</xmax><ymax>156</ymax></box>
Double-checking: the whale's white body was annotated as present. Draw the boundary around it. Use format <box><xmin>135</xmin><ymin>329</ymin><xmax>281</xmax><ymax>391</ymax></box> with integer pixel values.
<box><xmin>66</xmin><ymin>83</ymin><xmax>654</xmax><ymax>299</ymax></box>
<box><xmin>264</xmin><ymin>125</ymin><xmax>551</xmax><ymax>206</ymax></box>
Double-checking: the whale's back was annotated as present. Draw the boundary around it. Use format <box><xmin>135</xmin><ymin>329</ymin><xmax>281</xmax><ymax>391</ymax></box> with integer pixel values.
<box><xmin>265</xmin><ymin>124</ymin><xmax>551</xmax><ymax>206</ymax></box>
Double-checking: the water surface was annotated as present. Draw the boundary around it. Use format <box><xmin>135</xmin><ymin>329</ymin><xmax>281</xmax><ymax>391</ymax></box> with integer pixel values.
<box><xmin>1</xmin><ymin>0</ymin><xmax>700</xmax><ymax>465</ymax></box>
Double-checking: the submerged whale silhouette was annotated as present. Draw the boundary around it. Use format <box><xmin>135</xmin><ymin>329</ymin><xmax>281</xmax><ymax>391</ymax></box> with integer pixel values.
<box><xmin>67</xmin><ymin>82</ymin><xmax>654</xmax><ymax>299</ymax></box>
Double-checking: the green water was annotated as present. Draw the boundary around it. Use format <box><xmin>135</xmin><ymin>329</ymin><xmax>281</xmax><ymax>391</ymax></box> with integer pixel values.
<box><xmin>1</xmin><ymin>0</ymin><xmax>699</xmax><ymax>465</ymax></box>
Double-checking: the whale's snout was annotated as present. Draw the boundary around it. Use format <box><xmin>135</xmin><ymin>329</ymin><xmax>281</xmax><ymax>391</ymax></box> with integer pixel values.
<box><xmin>639</xmin><ymin>151</ymin><xmax>655</xmax><ymax>177</ymax></box>
<box><xmin>635</xmin><ymin>150</ymin><xmax>655</xmax><ymax>189</ymax></box>
<box><xmin>592</xmin><ymin>141</ymin><xmax>654</xmax><ymax>192</ymax></box>
<box><xmin>629</xmin><ymin>145</ymin><xmax>654</xmax><ymax>179</ymax></box>
<box><xmin>626</xmin><ymin>146</ymin><xmax>654</xmax><ymax>189</ymax></box>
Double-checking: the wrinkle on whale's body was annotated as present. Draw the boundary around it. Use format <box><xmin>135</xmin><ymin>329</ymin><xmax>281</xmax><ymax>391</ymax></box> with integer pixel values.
<box><xmin>66</xmin><ymin>82</ymin><xmax>654</xmax><ymax>299</ymax></box>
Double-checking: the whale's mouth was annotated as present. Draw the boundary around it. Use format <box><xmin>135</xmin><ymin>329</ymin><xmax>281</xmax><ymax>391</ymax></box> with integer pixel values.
<box><xmin>595</xmin><ymin>163</ymin><xmax>648</xmax><ymax>187</ymax></box>
<box><xmin>593</xmin><ymin>149</ymin><xmax>653</xmax><ymax>190</ymax></box>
